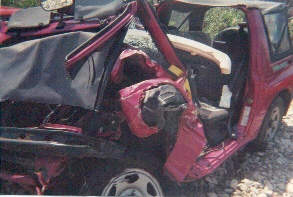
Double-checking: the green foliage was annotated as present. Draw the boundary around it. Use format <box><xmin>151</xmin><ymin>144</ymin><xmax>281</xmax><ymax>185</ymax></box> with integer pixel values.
<box><xmin>202</xmin><ymin>7</ymin><xmax>245</xmax><ymax>38</ymax></box>
<box><xmin>2</xmin><ymin>0</ymin><xmax>39</xmax><ymax>8</ymax></box>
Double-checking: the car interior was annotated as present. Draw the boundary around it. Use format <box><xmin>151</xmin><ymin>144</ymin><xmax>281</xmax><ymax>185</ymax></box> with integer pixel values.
<box><xmin>158</xmin><ymin>4</ymin><xmax>250</xmax><ymax>146</ymax></box>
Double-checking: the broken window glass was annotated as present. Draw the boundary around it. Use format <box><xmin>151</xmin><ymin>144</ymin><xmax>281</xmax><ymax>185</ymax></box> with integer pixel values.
<box><xmin>264</xmin><ymin>11</ymin><xmax>290</xmax><ymax>55</ymax></box>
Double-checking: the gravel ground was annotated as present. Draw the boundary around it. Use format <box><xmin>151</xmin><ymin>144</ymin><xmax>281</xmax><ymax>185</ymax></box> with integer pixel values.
<box><xmin>125</xmin><ymin>29</ymin><xmax>293</xmax><ymax>197</ymax></box>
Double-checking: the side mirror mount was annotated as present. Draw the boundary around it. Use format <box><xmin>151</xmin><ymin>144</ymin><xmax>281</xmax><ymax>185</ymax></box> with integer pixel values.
<box><xmin>41</xmin><ymin>0</ymin><xmax>73</xmax><ymax>11</ymax></box>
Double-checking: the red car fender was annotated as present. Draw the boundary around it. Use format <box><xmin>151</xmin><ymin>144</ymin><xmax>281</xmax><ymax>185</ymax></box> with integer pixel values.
<box><xmin>0</xmin><ymin>6</ymin><xmax>20</xmax><ymax>16</ymax></box>
<box><xmin>120</xmin><ymin>78</ymin><xmax>206</xmax><ymax>181</ymax></box>
<box><xmin>164</xmin><ymin>107</ymin><xmax>206</xmax><ymax>182</ymax></box>
<box><xmin>120</xmin><ymin>79</ymin><xmax>173</xmax><ymax>137</ymax></box>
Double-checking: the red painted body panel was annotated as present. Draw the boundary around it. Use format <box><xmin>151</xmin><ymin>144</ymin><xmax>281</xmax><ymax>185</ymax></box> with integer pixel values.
<box><xmin>42</xmin><ymin>123</ymin><xmax>83</xmax><ymax>134</ymax></box>
<box><xmin>243</xmin><ymin>9</ymin><xmax>293</xmax><ymax>139</ymax></box>
<box><xmin>0</xmin><ymin>172</ymin><xmax>36</xmax><ymax>186</ymax></box>
<box><xmin>0</xmin><ymin>21</ymin><xmax>10</xmax><ymax>44</ymax></box>
<box><xmin>0</xmin><ymin>157</ymin><xmax>65</xmax><ymax>195</ymax></box>
<box><xmin>0</xmin><ymin>6</ymin><xmax>19</xmax><ymax>16</ymax></box>
<box><xmin>164</xmin><ymin>106</ymin><xmax>206</xmax><ymax>181</ymax></box>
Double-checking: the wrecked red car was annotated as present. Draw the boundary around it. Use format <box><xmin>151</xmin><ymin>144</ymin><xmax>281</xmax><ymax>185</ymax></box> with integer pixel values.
<box><xmin>0</xmin><ymin>0</ymin><xmax>292</xmax><ymax>195</ymax></box>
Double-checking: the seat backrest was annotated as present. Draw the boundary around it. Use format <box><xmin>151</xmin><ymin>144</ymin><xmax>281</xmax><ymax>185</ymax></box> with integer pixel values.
<box><xmin>175</xmin><ymin>48</ymin><xmax>224</xmax><ymax>105</ymax></box>
<box><xmin>213</xmin><ymin>27</ymin><xmax>248</xmax><ymax>63</ymax></box>
<box><xmin>169</xmin><ymin>30</ymin><xmax>212</xmax><ymax>46</ymax></box>
<box><xmin>213</xmin><ymin>27</ymin><xmax>249</xmax><ymax>84</ymax></box>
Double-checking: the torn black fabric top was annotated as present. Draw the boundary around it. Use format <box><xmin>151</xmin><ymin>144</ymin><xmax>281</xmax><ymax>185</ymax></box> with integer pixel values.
<box><xmin>0</xmin><ymin>31</ymin><xmax>111</xmax><ymax>110</ymax></box>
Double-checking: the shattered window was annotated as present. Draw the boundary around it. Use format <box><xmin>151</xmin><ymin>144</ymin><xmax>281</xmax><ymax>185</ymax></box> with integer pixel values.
<box><xmin>279</xmin><ymin>27</ymin><xmax>290</xmax><ymax>53</ymax></box>
<box><xmin>264</xmin><ymin>11</ymin><xmax>290</xmax><ymax>55</ymax></box>
<box><xmin>168</xmin><ymin>10</ymin><xmax>191</xmax><ymax>32</ymax></box>
<box><xmin>124</xmin><ymin>17</ymin><xmax>168</xmax><ymax>67</ymax></box>
<box><xmin>289</xmin><ymin>16</ymin><xmax>293</xmax><ymax>44</ymax></box>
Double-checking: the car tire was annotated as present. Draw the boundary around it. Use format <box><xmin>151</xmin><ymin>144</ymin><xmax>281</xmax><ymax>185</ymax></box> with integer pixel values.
<box><xmin>101</xmin><ymin>168</ymin><xmax>163</xmax><ymax>196</ymax></box>
<box><xmin>251</xmin><ymin>97</ymin><xmax>285</xmax><ymax>151</ymax></box>
<box><xmin>82</xmin><ymin>150</ymin><xmax>166</xmax><ymax>196</ymax></box>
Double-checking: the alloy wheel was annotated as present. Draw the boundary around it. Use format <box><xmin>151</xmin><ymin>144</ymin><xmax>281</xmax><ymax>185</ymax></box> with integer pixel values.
<box><xmin>102</xmin><ymin>168</ymin><xmax>163</xmax><ymax>196</ymax></box>
<box><xmin>264</xmin><ymin>106</ymin><xmax>281</xmax><ymax>142</ymax></box>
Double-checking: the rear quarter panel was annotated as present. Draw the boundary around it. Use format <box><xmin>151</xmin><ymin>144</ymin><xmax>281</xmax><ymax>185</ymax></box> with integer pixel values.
<box><xmin>245</xmin><ymin>9</ymin><xmax>293</xmax><ymax>139</ymax></box>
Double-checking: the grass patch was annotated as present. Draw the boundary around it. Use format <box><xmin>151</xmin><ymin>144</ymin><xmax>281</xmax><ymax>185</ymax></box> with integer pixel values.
<box><xmin>2</xmin><ymin>0</ymin><xmax>39</xmax><ymax>8</ymax></box>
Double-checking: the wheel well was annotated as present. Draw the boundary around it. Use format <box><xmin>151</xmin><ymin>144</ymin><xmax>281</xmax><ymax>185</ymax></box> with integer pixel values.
<box><xmin>277</xmin><ymin>89</ymin><xmax>292</xmax><ymax>116</ymax></box>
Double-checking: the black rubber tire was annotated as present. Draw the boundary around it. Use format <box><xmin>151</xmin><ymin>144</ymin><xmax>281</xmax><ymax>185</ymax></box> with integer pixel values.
<box><xmin>82</xmin><ymin>150</ymin><xmax>172</xmax><ymax>196</ymax></box>
<box><xmin>250</xmin><ymin>97</ymin><xmax>285</xmax><ymax>151</ymax></box>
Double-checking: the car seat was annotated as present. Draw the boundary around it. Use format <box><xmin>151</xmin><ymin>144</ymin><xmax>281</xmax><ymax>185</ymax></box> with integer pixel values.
<box><xmin>169</xmin><ymin>30</ymin><xmax>212</xmax><ymax>46</ymax></box>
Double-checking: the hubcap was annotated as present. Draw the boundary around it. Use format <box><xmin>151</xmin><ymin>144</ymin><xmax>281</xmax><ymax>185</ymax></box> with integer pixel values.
<box><xmin>102</xmin><ymin>169</ymin><xmax>163</xmax><ymax>196</ymax></box>
<box><xmin>265</xmin><ymin>106</ymin><xmax>281</xmax><ymax>141</ymax></box>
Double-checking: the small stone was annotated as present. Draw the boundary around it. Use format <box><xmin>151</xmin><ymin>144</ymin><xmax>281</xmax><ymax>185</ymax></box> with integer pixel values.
<box><xmin>276</xmin><ymin>183</ymin><xmax>285</xmax><ymax>190</ymax></box>
<box><xmin>234</xmin><ymin>189</ymin><xmax>242</xmax><ymax>196</ymax></box>
<box><xmin>241</xmin><ymin>178</ymin><xmax>251</xmax><ymax>184</ymax></box>
<box><xmin>257</xmin><ymin>193</ymin><xmax>267</xmax><ymax>197</ymax></box>
<box><xmin>250</xmin><ymin>187</ymin><xmax>260</xmax><ymax>195</ymax></box>
<box><xmin>239</xmin><ymin>184</ymin><xmax>248</xmax><ymax>191</ymax></box>
<box><xmin>267</xmin><ymin>164</ymin><xmax>272</xmax><ymax>170</ymax></box>
<box><xmin>257</xmin><ymin>152</ymin><xmax>265</xmax><ymax>156</ymax></box>
<box><xmin>283</xmin><ymin>150</ymin><xmax>292</xmax><ymax>159</ymax></box>
<box><xmin>230</xmin><ymin>179</ymin><xmax>238</xmax><ymax>190</ymax></box>
<box><xmin>286</xmin><ymin>183</ymin><xmax>293</xmax><ymax>193</ymax></box>
<box><xmin>278</xmin><ymin>146</ymin><xmax>285</xmax><ymax>153</ymax></box>
<box><xmin>263</xmin><ymin>189</ymin><xmax>273</xmax><ymax>195</ymax></box>
<box><xmin>276</xmin><ymin>156</ymin><xmax>285</xmax><ymax>163</ymax></box>
<box><xmin>212</xmin><ymin>178</ymin><xmax>218</xmax><ymax>185</ymax></box>
<box><xmin>245</xmin><ymin>153</ymin><xmax>251</xmax><ymax>158</ymax></box>
<box><xmin>206</xmin><ymin>177</ymin><xmax>213</xmax><ymax>183</ymax></box>
<box><xmin>283</xmin><ymin>132</ymin><xmax>290</xmax><ymax>139</ymax></box>
<box><xmin>208</xmin><ymin>183</ymin><xmax>215</xmax><ymax>188</ymax></box>
<box><xmin>253</xmin><ymin>172</ymin><xmax>264</xmax><ymax>182</ymax></box>
<box><xmin>264</xmin><ymin>181</ymin><xmax>273</xmax><ymax>190</ymax></box>
<box><xmin>220</xmin><ymin>194</ymin><xmax>229</xmax><ymax>197</ymax></box>
<box><xmin>281</xmin><ymin>138</ymin><xmax>291</xmax><ymax>148</ymax></box>
<box><xmin>224</xmin><ymin>188</ymin><xmax>233</xmax><ymax>194</ymax></box>
<box><xmin>207</xmin><ymin>192</ymin><xmax>218</xmax><ymax>197</ymax></box>
<box><xmin>273</xmin><ymin>148</ymin><xmax>279</xmax><ymax>153</ymax></box>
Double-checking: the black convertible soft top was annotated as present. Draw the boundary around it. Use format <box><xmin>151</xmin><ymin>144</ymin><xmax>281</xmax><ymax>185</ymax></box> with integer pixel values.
<box><xmin>0</xmin><ymin>31</ymin><xmax>112</xmax><ymax>110</ymax></box>
<box><xmin>172</xmin><ymin>0</ymin><xmax>286</xmax><ymax>14</ymax></box>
